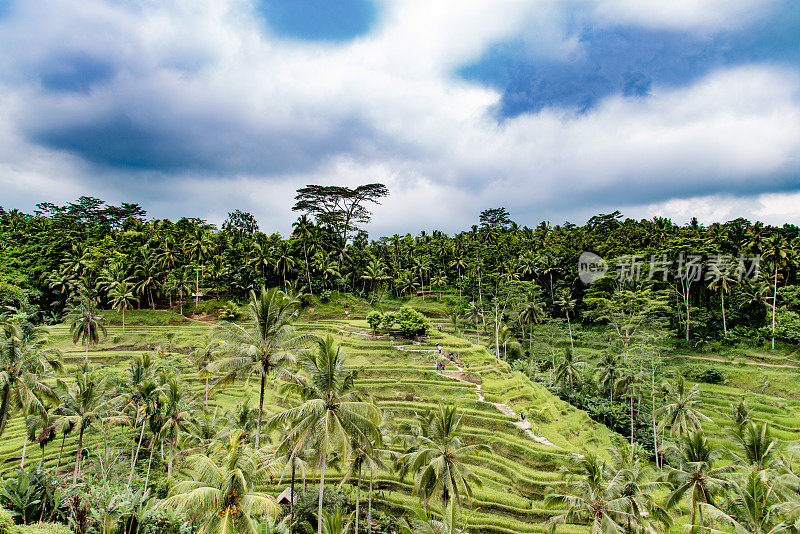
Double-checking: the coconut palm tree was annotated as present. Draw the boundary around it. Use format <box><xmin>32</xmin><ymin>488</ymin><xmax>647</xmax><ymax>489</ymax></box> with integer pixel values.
<box><xmin>465</xmin><ymin>301</ymin><xmax>483</xmax><ymax>343</ymax></box>
<box><xmin>597</xmin><ymin>352</ymin><xmax>622</xmax><ymax>405</ymax></box>
<box><xmin>189</xmin><ymin>229</ymin><xmax>212</xmax><ymax>304</ymax></box>
<box><xmin>544</xmin><ymin>452</ymin><xmax>632</xmax><ymax>534</ymax></box>
<box><xmin>158</xmin><ymin>376</ymin><xmax>197</xmax><ymax>478</ymax></box>
<box><xmin>656</xmin><ymin>376</ymin><xmax>711</xmax><ymax>437</ymax></box>
<box><xmin>555</xmin><ymin>347</ymin><xmax>584</xmax><ymax>391</ymax></box>
<box><xmin>0</xmin><ymin>324</ymin><xmax>62</xmax><ymax>439</ymax></box>
<box><xmin>707</xmin><ymin>260</ymin><xmax>737</xmax><ymax>338</ymax></box>
<box><xmin>109</xmin><ymin>280</ymin><xmax>137</xmax><ymax>334</ymax></box>
<box><xmin>400</xmin><ymin>405</ymin><xmax>490</xmax><ymax>512</ymax></box>
<box><xmin>161</xmin><ymin>431</ymin><xmax>281</xmax><ymax>534</ymax></box>
<box><xmin>729</xmin><ymin>422</ymin><xmax>779</xmax><ymax>473</ymax></box>
<box><xmin>665</xmin><ymin>431</ymin><xmax>732</xmax><ymax>534</ymax></box>
<box><xmin>518</xmin><ymin>299</ymin><xmax>544</xmax><ymax>351</ymax></box>
<box><xmin>210</xmin><ymin>287</ymin><xmax>310</xmax><ymax>448</ymax></box>
<box><xmin>68</xmin><ymin>298</ymin><xmax>107</xmax><ymax>361</ymax></box>
<box><xmin>269</xmin><ymin>335</ymin><xmax>381</xmax><ymax>534</ymax></box>
<box><xmin>762</xmin><ymin>235</ymin><xmax>794</xmax><ymax>350</ymax></box>
<box><xmin>61</xmin><ymin>361</ymin><xmax>113</xmax><ymax>485</ymax></box>
<box><xmin>701</xmin><ymin>469</ymin><xmax>792</xmax><ymax>534</ymax></box>
<box><xmin>555</xmin><ymin>288</ymin><xmax>577</xmax><ymax>351</ymax></box>
<box><xmin>292</xmin><ymin>215</ymin><xmax>316</xmax><ymax>297</ymax></box>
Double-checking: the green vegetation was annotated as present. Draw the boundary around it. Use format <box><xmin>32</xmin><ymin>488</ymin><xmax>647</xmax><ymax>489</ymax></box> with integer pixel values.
<box><xmin>0</xmin><ymin>192</ymin><xmax>800</xmax><ymax>533</ymax></box>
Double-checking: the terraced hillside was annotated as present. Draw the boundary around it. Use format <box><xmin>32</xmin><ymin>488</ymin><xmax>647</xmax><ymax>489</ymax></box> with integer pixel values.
<box><xmin>0</xmin><ymin>313</ymin><xmax>618</xmax><ymax>534</ymax></box>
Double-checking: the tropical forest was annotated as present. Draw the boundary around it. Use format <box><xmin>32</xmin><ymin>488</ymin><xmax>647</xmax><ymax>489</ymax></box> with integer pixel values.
<box><xmin>1</xmin><ymin>188</ymin><xmax>800</xmax><ymax>534</ymax></box>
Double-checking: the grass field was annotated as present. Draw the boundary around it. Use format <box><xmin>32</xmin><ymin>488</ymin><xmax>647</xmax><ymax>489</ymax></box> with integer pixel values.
<box><xmin>2</xmin><ymin>301</ymin><xmax>798</xmax><ymax>534</ymax></box>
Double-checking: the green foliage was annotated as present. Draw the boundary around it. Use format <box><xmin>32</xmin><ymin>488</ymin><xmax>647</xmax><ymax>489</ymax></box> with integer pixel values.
<box><xmin>0</xmin><ymin>464</ymin><xmax>62</xmax><ymax>525</ymax></box>
<box><xmin>366</xmin><ymin>311</ymin><xmax>382</xmax><ymax>333</ymax></box>
<box><xmin>0</xmin><ymin>507</ymin><xmax>14</xmax><ymax>534</ymax></box>
<box><xmin>293</xmin><ymin>488</ymin><xmax>349</xmax><ymax>531</ymax></box>
<box><xmin>395</xmin><ymin>306</ymin><xmax>429</xmax><ymax>338</ymax></box>
<box><xmin>13</xmin><ymin>522</ymin><xmax>71</xmax><ymax>534</ymax></box>
<box><xmin>693</xmin><ymin>367</ymin><xmax>725</xmax><ymax>385</ymax></box>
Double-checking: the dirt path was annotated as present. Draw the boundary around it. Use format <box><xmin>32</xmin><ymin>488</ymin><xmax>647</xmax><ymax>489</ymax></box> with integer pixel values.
<box><xmin>340</xmin><ymin>325</ymin><xmax>558</xmax><ymax>446</ymax></box>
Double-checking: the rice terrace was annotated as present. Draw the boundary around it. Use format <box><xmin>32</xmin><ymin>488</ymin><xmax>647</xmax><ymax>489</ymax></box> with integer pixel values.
<box><xmin>2</xmin><ymin>1</ymin><xmax>800</xmax><ymax>533</ymax></box>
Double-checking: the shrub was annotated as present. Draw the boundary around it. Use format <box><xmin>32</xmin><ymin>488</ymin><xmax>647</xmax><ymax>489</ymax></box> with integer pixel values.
<box><xmin>293</xmin><ymin>488</ymin><xmax>349</xmax><ymax>532</ymax></box>
<box><xmin>0</xmin><ymin>507</ymin><xmax>14</xmax><ymax>534</ymax></box>
<box><xmin>15</xmin><ymin>523</ymin><xmax>71</xmax><ymax>534</ymax></box>
<box><xmin>396</xmin><ymin>306</ymin><xmax>429</xmax><ymax>338</ymax></box>
<box><xmin>366</xmin><ymin>311</ymin><xmax>382</xmax><ymax>333</ymax></box>
<box><xmin>0</xmin><ymin>464</ymin><xmax>63</xmax><ymax>525</ymax></box>
<box><xmin>380</xmin><ymin>312</ymin><xmax>396</xmax><ymax>331</ymax></box>
<box><xmin>695</xmin><ymin>367</ymin><xmax>725</xmax><ymax>384</ymax></box>
<box><xmin>319</xmin><ymin>290</ymin><xmax>332</xmax><ymax>303</ymax></box>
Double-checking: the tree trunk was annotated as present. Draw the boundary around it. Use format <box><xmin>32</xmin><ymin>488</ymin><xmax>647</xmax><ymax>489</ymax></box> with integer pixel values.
<box><xmin>772</xmin><ymin>268</ymin><xmax>778</xmax><ymax>350</ymax></box>
<box><xmin>699</xmin><ymin>500</ymin><xmax>705</xmax><ymax>534</ymax></box>
<box><xmin>0</xmin><ymin>384</ymin><xmax>11</xmax><ymax>438</ymax></box>
<box><xmin>256</xmin><ymin>374</ymin><xmax>266</xmax><ymax>448</ymax></box>
<box><xmin>304</xmin><ymin>245</ymin><xmax>313</xmax><ymax>297</ymax></box>
<box><xmin>56</xmin><ymin>433</ymin><xmax>66</xmax><ymax>475</ymax></box>
<box><xmin>566</xmin><ymin>311</ymin><xmax>574</xmax><ymax>351</ymax></box>
<box><xmin>73</xmin><ymin>427</ymin><xmax>85</xmax><ymax>485</ymax></box>
<box><xmin>122</xmin><ymin>307</ymin><xmax>126</xmax><ymax>335</ymax></box>
<box><xmin>128</xmin><ymin>420</ymin><xmax>146</xmax><ymax>489</ymax></box>
<box><xmin>290</xmin><ymin>462</ymin><xmax>296</xmax><ymax>534</ymax></box>
<box><xmin>368</xmin><ymin>468</ymin><xmax>374</xmax><ymax>534</ymax></box>
<box><xmin>144</xmin><ymin>444</ymin><xmax>154</xmax><ymax>490</ymax></box>
<box><xmin>318</xmin><ymin>454</ymin><xmax>327</xmax><ymax>534</ymax></box>
<box><xmin>355</xmin><ymin>462</ymin><xmax>361</xmax><ymax>534</ymax></box>
<box><xmin>168</xmin><ymin>438</ymin><xmax>174</xmax><ymax>478</ymax></box>
<box><xmin>195</xmin><ymin>268</ymin><xmax>200</xmax><ymax>305</ymax></box>
<box><xmin>21</xmin><ymin>422</ymin><xmax>28</xmax><ymax>469</ymax></box>
<box><xmin>721</xmin><ymin>292</ymin><xmax>727</xmax><ymax>337</ymax></box>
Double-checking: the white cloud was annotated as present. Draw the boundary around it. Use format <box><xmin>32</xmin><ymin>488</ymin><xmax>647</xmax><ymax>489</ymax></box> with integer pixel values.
<box><xmin>0</xmin><ymin>0</ymin><xmax>798</xmax><ymax>234</ymax></box>
<box><xmin>591</xmin><ymin>0</ymin><xmax>780</xmax><ymax>32</ymax></box>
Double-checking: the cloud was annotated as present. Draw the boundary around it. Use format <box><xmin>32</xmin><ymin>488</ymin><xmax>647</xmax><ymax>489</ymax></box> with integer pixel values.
<box><xmin>0</xmin><ymin>0</ymin><xmax>798</xmax><ymax>234</ymax></box>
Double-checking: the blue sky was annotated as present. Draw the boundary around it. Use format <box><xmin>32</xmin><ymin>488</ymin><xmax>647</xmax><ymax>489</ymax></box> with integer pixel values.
<box><xmin>0</xmin><ymin>0</ymin><xmax>799</xmax><ymax>233</ymax></box>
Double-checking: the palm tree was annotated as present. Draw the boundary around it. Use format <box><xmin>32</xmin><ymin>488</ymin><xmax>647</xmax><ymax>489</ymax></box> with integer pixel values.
<box><xmin>700</xmin><ymin>470</ymin><xmax>789</xmax><ymax>534</ymax></box>
<box><xmin>272</xmin><ymin>243</ymin><xmax>296</xmax><ymax>292</ymax></box>
<box><xmin>160</xmin><ymin>431</ymin><xmax>280</xmax><ymax>534</ymax></box>
<box><xmin>555</xmin><ymin>347</ymin><xmax>584</xmax><ymax>391</ymax></box>
<box><xmin>665</xmin><ymin>431</ymin><xmax>732</xmax><ymax>534</ymax></box>
<box><xmin>125</xmin><ymin>352</ymin><xmax>159</xmax><ymax>488</ymax></box>
<box><xmin>597</xmin><ymin>352</ymin><xmax>622</xmax><ymax>405</ymax></box>
<box><xmin>656</xmin><ymin>376</ymin><xmax>711</xmax><ymax>437</ymax></box>
<box><xmin>68</xmin><ymin>298</ymin><xmax>107</xmax><ymax>361</ymax></box>
<box><xmin>210</xmin><ymin>287</ymin><xmax>309</xmax><ymax>448</ymax></box>
<box><xmin>61</xmin><ymin>361</ymin><xmax>113</xmax><ymax>485</ymax></box>
<box><xmin>730</xmin><ymin>422</ymin><xmax>779</xmax><ymax>473</ymax></box>
<box><xmin>762</xmin><ymin>234</ymin><xmax>792</xmax><ymax>350</ymax></box>
<box><xmin>544</xmin><ymin>452</ymin><xmax>631</xmax><ymax>534</ymax></box>
<box><xmin>189</xmin><ymin>229</ymin><xmax>212</xmax><ymax>304</ymax></box>
<box><xmin>555</xmin><ymin>288</ymin><xmax>577</xmax><ymax>350</ymax></box>
<box><xmin>400</xmin><ymin>405</ymin><xmax>490</xmax><ymax>511</ymax></box>
<box><xmin>109</xmin><ymin>280</ymin><xmax>137</xmax><ymax>335</ymax></box>
<box><xmin>431</xmin><ymin>272</ymin><xmax>448</xmax><ymax>301</ymax></box>
<box><xmin>518</xmin><ymin>299</ymin><xmax>543</xmax><ymax>352</ymax></box>
<box><xmin>0</xmin><ymin>324</ymin><xmax>62</xmax><ymax>439</ymax></box>
<box><xmin>465</xmin><ymin>301</ymin><xmax>483</xmax><ymax>343</ymax></box>
<box><xmin>707</xmin><ymin>260</ymin><xmax>737</xmax><ymax>338</ymax></box>
<box><xmin>292</xmin><ymin>215</ymin><xmax>315</xmax><ymax>297</ymax></box>
<box><xmin>159</xmin><ymin>376</ymin><xmax>197</xmax><ymax>478</ymax></box>
<box><xmin>269</xmin><ymin>336</ymin><xmax>381</xmax><ymax>534</ymax></box>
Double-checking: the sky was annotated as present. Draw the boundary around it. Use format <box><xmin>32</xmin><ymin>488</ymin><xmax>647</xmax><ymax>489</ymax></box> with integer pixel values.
<box><xmin>0</xmin><ymin>0</ymin><xmax>799</xmax><ymax>235</ymax></box>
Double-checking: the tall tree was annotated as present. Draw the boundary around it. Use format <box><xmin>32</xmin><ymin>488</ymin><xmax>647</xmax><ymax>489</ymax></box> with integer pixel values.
<box><xmin>161</xmin><ymin>431</ymin><xmax>280</xmax><ymax>534</ymax></box>
<box><xmin>292</xmin><ymin>184</ymin><xmax>389</xmax><ymax>247</ymax></box>
<box><xmin>210</xmin><ymin>287</ymin><xmax>309</xmax><ymax>448</ymax></box>
<box><xmin>399</xmin><ymin>405</ymin><xmax>490</xmax><ymax>512</ymax></box>
<box><xmin>270</xmin><ymin>336</ymin><xmax>381</xmax><ymax>534</ymax></box>
<box><xmin>0</xmin><ymin>324</ymin><xmax>62</xmax><ymax>441</ymax></box>
<box><xmin>68</xmin><ymin>298</ymin><xmax>107</xmax><ymax>361</ymax></box>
